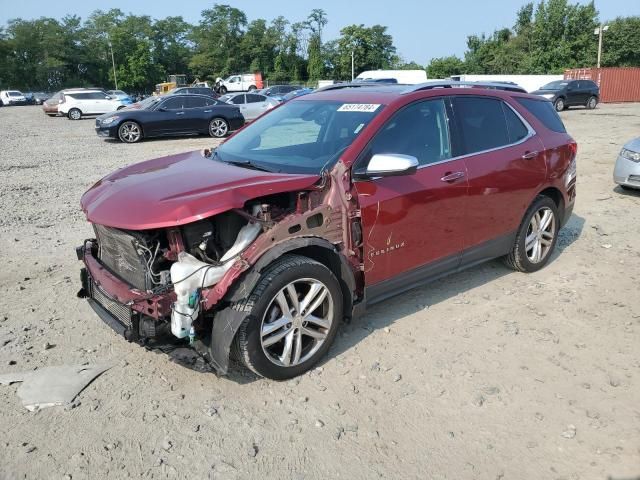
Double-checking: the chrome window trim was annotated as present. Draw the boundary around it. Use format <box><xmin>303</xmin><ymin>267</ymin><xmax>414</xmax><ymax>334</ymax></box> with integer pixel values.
<box><xmin>415</xmin><ymin>99</ymin><xmax>537</xmax><ymax>170</ymax></box>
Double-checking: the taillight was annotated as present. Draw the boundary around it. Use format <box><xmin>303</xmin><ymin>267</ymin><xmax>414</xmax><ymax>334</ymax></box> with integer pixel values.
<box><xmin>566</xmin><ymin>141</ymin><xmax>577</xmax><ymax>186</ymax></box>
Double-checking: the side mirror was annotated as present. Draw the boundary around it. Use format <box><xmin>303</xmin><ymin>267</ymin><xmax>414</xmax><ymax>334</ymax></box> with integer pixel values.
<box><xmin>365</xmin><ymin>153</ymin><xmax>419</xmax><ymax>177</ymax></box>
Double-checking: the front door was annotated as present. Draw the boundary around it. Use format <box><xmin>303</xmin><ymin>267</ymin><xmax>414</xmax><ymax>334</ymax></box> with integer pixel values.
<box><xmin>354</xmin><ymin>98</ymin><xmax>468</xmax><ymax>292</ymax></box>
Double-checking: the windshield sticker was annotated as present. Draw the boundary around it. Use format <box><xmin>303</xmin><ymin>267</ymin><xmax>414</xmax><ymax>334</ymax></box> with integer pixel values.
<box><xmin>337</xmin><ymin>103</ymin><xmax>381</xmax><ymax>113</ymax></box>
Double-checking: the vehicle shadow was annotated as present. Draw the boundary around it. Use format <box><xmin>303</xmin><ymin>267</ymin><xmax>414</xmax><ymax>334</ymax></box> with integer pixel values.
<box><xmin>224</xmin><ymin>212</ymin><xmax>585</xmax><ymax>384</ymax></box>
<box><xmin>613</xmin><ymin>185</ymin><xmax>640</xmax><ymax>197</ymax></box>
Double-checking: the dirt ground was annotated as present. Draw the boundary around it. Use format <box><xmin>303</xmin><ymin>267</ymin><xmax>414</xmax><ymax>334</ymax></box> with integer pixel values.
<box><xmin>0</xmin><ymin>103</ymin><xmax>639</xmax><ymax>480</ymax></box>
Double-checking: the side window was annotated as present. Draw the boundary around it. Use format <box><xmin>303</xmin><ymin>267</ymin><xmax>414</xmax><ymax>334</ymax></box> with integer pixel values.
<box><xmin>516</xmin><ymin>98</ymin><xmax>567</xmax><ymax>133</ymax></box>
<box><xmin>186</xmin><ymin>96</ymin><xmax>207</xmax><ymax>108</ymax></box>
<box><xmin>230</xmin><ymin>95</ymin><xmax>245</xmax><ymax>105</ymax></box>
<box><xmin>368</xmin><ymin>99</ymin><xmax>451</xmax><ymax>166</ymax></box>
<box><xmin>246</xmin><ymin>94</ymin><xmax>265</xmax><ymax>103</ymax></box>
<box><xmin>204</xmin><ymin>98</ymin><xmax>217</xmax><ymax>106</ymax></box>
<box><xmin>453</xmin><ymin>97</ymin><xmax>509</xmax><ymax>154</ymax></box>
<box><xmin>160</xmin><ymin>97</ymin><xmax>185</xmax><ymax>110</ymax></box>
<box><xmin>502</xmin><ymin>103</ymin><xmax>529</xmax><ymax>143</ymax></box>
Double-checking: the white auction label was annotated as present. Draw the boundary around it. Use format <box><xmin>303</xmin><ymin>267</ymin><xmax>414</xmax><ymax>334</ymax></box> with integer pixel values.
<box><xmin>337</xmin><ymin>103</ymin><xmax>381</xmax><ymax>112</ymax></box>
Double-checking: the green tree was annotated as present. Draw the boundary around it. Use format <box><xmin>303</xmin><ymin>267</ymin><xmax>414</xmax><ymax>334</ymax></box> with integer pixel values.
<box><xmin>335</xmin><ymin>24</ymin><xmax>397</xmax><ymax>80</ymax></box>
<box><xmin>427</xmin><ymin>56</ymin><xmax>465</xmax><ymax>78</ymax></box>
<box><xmin>601</xmin><ymin>16</ymin><xmax>640</xmax><ymax>67</ymax></box>
<box><xmin>306</xmin><ymin>9</ymin><xmax>328</xmax><ymax>81</ymax></box>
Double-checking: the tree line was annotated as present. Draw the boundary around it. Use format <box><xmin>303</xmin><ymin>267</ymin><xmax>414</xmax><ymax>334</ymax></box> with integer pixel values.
<box><xmin>427</xmin><ymin>0</ymin><xmax>640</xmax><ymax>78</ymax></box>
<box><xmin>0</xmin><ymin>1</ymin><xmax>638</xmax><ymax>92</ymax></box>
<box><xmin>0</xmin><ymin>5</ymin><xmax>403</xmax><ymax>92</ymax></box>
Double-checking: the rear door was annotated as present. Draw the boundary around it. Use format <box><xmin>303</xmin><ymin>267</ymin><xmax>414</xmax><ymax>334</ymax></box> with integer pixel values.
<box><xmin>451</xmin><ymin>95</ymin><xmax>546</xmax><ymax>259</ymax></box>
<box><xmin>244</xmin><ymin>94</ymin><xmax>270</xmax><ymax>121</ymax></box>
<box><xmin>92</xmin><ymin>91</ymin><xmax>116</xmax><ymax>114</ymax></box>
<box><xmin>184</xmin><ymin>96</ymin><xmax>212</xmax><ymax>132</ymax></box>
<box><xmin>354</xmin><ymin>97</ymin><xmax>468</xmax><ymax>290</ymax></box>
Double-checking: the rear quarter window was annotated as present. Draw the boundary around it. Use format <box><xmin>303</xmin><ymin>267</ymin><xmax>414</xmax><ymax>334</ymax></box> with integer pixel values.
<box><xmin>516</xmin><ymin>98</ymin><xmax>567</xmax><ymax>133</ymax></box>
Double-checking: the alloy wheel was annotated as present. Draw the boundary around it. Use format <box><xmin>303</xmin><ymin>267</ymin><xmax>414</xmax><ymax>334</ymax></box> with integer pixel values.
<box><xmin>119</xmin><ymin>122</ymin><xmax>141</xmax><ymax>143</ymax></box>
<box><xmin>260</xmin><ymin>278</ymin><xmax>334</xmax><ymax>368</ymax></box>
<box><xmin>555</xmin><ymin>99</ymin><xmax>564</xmax><ymax>112</ymax></box>
<box><xmin>209</xmin><ymin>118</ymin><xmax>228</xmax><ymax>138</ymax></box>
<box><xmin>525</xmin><ymin>207</ymin><xmax>556</xmax><ymax>264</ymax></box>
<box><xmin>69</xmin><ymin>109</ymin><xmax>81</xmax><ymax>120</ymax></box>
<box><xmin>588</xmin><ymin>97</ymin><xmax>597</xmax><ymax>109</ymax></box>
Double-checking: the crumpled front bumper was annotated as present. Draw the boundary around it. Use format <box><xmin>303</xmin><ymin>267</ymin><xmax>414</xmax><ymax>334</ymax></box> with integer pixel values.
<box><xmin>76</xmin><ymin>241</ymin><xmax>175</xmax><ymax>336</ymax></box>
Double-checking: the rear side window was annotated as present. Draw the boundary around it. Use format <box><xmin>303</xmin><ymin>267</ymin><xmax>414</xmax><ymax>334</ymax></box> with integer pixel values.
<box><xmin>516</xmin><ymin>98</ymin><xmax>567</xmax><ymax>133</ymax></box>
<box><xmin>161</xmin><ymin>97</ymin><xmax>186</xmax><ymax>110</ymax></box>
<box><xmin>368</xmin><ymin>98</ymin><xmax>451</xmax><ymax>166</ymax></box>
<box><xmin>453</xmin><ymin>97</ymin><xmax>509</xmax><ymax>154</ymax></box>
<box><xmin>186</xmin><ymin>96</ymin><xmax>207</xmax><ymax>108</ymax></box>
<box><xmin>246</xmin><ymin>94</ymin><xmax>264</xmax><ymax>103</ymax></box>
<box><xmin>502</xmin><ymin>103</ymin><xmax>529</xmax><ymax>143</ymax></box>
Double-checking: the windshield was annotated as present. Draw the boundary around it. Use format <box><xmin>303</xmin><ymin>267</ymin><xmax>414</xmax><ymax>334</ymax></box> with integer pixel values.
<box><xmin>9</xmin><ymin>91</ymin><xmax>22</xmax><ymax>96</ymax></box>
<box><xmin>540</xmin><ymin>80</ymin><xmax>568</xmax><ymax>90</ymax></box>
<box><xmin>215</xmin><ymin>100</ymin><xmax>384</xmax><ymax>174</ymax></box>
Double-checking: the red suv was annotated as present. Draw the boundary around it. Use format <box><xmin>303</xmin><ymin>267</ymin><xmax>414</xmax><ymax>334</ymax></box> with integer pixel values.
<box><xmin>77</xmin><ymin>82</ymin><xmax>577</xmax><ymax>380</ymax></box>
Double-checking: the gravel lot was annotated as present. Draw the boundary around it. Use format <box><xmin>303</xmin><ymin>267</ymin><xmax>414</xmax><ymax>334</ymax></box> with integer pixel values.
<box><xmin>0</xmin><ymin>104</ymin><xmax>639</xmax><ymax>480</ymax></box>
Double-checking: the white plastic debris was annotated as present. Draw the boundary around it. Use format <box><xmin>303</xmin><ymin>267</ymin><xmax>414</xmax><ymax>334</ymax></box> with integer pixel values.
<box><xmin>0</xmin><ymin>364</ymin><xmax>112</xmax><ymax>411</ymax></box>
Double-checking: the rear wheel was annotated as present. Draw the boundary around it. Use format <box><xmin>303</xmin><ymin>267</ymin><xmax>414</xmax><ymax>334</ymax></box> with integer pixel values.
<box><xmin>248</xmin><ymin>85</ymin><xmax>257</xmax><ymax>91</ymax></box>
<box><xmin>554</xmin><ymin>98</ymin><xmax>565</xmax><ymax>112</ymax></box>
<box><xmin>503</xmin><ymin>196</ymin><xmax>559</xmax><ymax>273</ymax></box>
<box><xmin>234</xmin><ymin>255</ymin><xmax>343</xmax><ymax>380</ymax></box>
<box><xmin>586</xmin><ymin>96</ymin><xmax>598</xmax><ymax>109</ymax></box>
<box><xmin>68</xmin><ymin>108</ymin><xmax>82</xmax><ymax>120</ymax></box>
<box><xmin>118</xmin><ymin>121</ymin><xmax>142</xmax><ymax>143</ymax></box>
<box><xmin>209</xmin><ymin>117</ymin><xmax>229</xmax><ymax>138</ymax></box>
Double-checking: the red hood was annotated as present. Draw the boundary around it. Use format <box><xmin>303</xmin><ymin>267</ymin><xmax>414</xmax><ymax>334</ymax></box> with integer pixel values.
<box><xmin>81</xmin><ymin>150</ymin><xmax>320</xmax><ymax>230</ymax></box>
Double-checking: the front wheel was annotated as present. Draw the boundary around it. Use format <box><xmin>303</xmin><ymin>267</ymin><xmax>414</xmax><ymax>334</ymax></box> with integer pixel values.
<box><xmin>209</xmin><ymin>117</ymin><xmax>229</xmax><ymax>138</ymax></box>
<box><xmin>554</xmin><ymin>98</ymin><xmax>565</xmax><ymax>112</ymax></box>
<box><xmin>586</xmin><ymin>96</ymin><xmax>598</xmax><ymax>110</ymax></box>
<box><xmin>68</xmin><ymin>108</ymin><xmax>82</xmax><ymax>120</ymax></box>
<box><xmin>118</xmin><ymin>121</ymin><xmax>142</xmax><ymax>143</ymax></box>
<box><xmin>234</xmin><ymin>255</ymin><xmax>343</xmax><ymax>380</ymax></box>
<box><xmin>503</xmin><ymin>196</ymin><xmax>559</xmax><ymax>273</ymax></box>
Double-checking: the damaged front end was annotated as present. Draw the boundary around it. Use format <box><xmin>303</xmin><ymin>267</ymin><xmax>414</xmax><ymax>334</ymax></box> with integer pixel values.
<box><xmin>77</xmin><ymin>163</ymin><xmax>363</xmax><ymax>374</ymax></box>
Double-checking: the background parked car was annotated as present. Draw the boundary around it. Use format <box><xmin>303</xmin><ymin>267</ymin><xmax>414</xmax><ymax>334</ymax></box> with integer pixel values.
<box><xmin>32</xmin><ymin>92</ymin><xmax>51</xmax><ymax>105</ymax></box>
<box><xmin>217</xmin><ymin>73</ymin><xmax>263</xmax><ymax>94</ymax></box>
<box><xmin>260</xmin><ymin>84</ymin><xmax>303</xmax><ymax>101</ymax></box>
<box><xmin>59</xmin><ymin>89</ymin><xmax>126</xmax><ymax>120</ymax></box>
<box><xmin>95</xmin><ymin>94</ymin><xmax>244</xmax><ymax>143</ymax></box>
<box><xmin>218</xmin><ymin>92</ymin><xmax>279</xmax><ymax>121</ymax></box>
<box><xmin>281</xmin><ymin>88</ymin><xmax>315</xmax><ymax>102</ymax></box>
<box><xmin>169</xmin><ymin>86</ymin><xmax>219</xmax><ymax>98</ymax></box>
<box><xmin>531</xmin><ymin>79</ymin><xmax>599</xmax><ymax>111</ymax></box>
<box><xmin>0</xmin><ymin>90</ymin><xmax>27</xmax><ymax>105</ymax></box>
<box><xmin>106</xmin><ymin>90</ymin><xmax>134</xmax><ymax>105</ymax></box>
<box><xmin>614</xmin><ymin>137</ymin><xmax>640</xmax><ymax>191</ymax></box>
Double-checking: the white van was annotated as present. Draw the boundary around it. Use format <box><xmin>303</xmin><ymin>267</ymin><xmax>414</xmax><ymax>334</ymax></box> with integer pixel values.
<box><xmin>218</xmin><ymin>73</ymin><xmax>263</xmax><ymax>94</ymax></box>
<box><xmin>356</xmin><ymin>70</ymin><xmax>428</xmax><ymax>85</ymax></box>
<box><xmin>0</xmin><ymin>90</ymin><xmax>27</xmax><ymax>105</ymax></box>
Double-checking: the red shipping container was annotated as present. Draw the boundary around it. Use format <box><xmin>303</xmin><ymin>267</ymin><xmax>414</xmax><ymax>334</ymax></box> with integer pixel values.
<box><xmin>564</xmin><ymin>67</ymin><xmax>640</xmax><ymax>103</ymax></box>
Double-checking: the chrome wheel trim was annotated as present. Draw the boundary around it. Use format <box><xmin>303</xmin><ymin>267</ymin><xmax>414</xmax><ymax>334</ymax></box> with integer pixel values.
<box><xmin>119</xmin><ymin>122</ymin><xmax>141</xmax><ymax>143</ymax></box>
<box><xmin>209</xmin><ymin>118</ymin><xmax>228</xmax><ymax>137</ymax></box>
<box><xmin>525</xmin><ymin>207</ymin><xmax>556</xmax><ymax>264</ymax></box>
<box><xmin>588</xmin><ymin>97</ymin><xmax>597</xmax><ymax>109</ymax></box>
<box><xmin>555</xmin><ymin>99</ymin><xmax>564</xmax><ymax>111</ymax></box>
<box><xmin>260</xmin><ymin>278</ymin><xmax>334</xmax><ymax>368</ymax></box>
<box><xmin>70</xmin><ymin>109</ymin><xmax>81</xmax><ymax>120</ymax></box>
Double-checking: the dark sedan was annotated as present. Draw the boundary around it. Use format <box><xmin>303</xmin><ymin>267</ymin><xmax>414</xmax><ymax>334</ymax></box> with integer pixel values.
<box><xmin>95</xmin><ymin>94</ymin><xmax>245</xmax><ymax>143</ymax></box>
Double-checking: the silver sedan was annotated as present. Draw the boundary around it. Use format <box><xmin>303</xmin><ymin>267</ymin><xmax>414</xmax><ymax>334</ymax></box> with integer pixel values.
<box><xmin>614</xmin><ymin>138</ymin><xmax>640</xmax><ymax>191</ymax></box>
<box><xmin>218</xmin><ymin>92</ymin><xmax>280</xmax><ymax>122</ymax></box>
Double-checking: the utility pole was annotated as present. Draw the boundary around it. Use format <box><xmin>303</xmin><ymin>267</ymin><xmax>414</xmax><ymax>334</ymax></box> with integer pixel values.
<box><xmin>594</xmin><ymin>24</ymin><xmax>609</xmax><ymax>69</ymax></box>
<box><xmin>351</xmin><ymin>50</ymin><xmax>355</xmax><ymax>81</ymax></box>
<box><xmin>106</xmin><ymin>33</ymin><xmax>118</xmax><ymax>89</ymax></box>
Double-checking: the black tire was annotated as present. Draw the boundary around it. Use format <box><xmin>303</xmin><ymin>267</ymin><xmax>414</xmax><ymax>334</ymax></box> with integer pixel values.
<box><xmin>208</xmin><ymin>117</ymin><xmax>229</xmax><ymax>138</ymax></box>
<box><xmin>117</xmin><ymin>105</ymin><xmax>126</xmax><ymax>110</ymax></box>
<box><xmin>554</xmin><ymin>98</ymin><xmax>565</xmax><ymax>112</ymax></box>
<box><xmin>503</xmin><ymin>196</ymin><xmax>559</xmax><ymax>273</ymax></box>
<box><xmin>233</xmin><ymin>254</ymin><xmax>343</xmax><ymax>380</ymax></box>
<box><xmin>248</xmin><ymin>85</ymin><xmax>257</xmax><ymax>91</ymax></box>
<box><xmin>586</xmin><ymin>95</ymin><xmax>598</xmax><ymax>110</ymax></box>
<box><xmin>118</xmin><ymin>121</ymin><xmax>143</xmax><ymax>143</ymax></box>
<box><xmin>219</xmin><ymin>86</ymin><xmax>227</xmax><ymax>94</ymax></box>
<box><xmin>68</xmin><ymin>108</ymin><xmax>82</xmax><ymax>120</ymax></box>
<box><xmin>620</xmin><ymin>185</ymin><xmax>637</xmax><ymax>192</ymax></box>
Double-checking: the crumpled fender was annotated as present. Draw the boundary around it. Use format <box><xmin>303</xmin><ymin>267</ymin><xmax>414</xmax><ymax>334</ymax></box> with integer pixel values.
<box><xmin>208</xmin><ymin>236</ymin><xmax>357</xmax><ymax>375</ymax></box>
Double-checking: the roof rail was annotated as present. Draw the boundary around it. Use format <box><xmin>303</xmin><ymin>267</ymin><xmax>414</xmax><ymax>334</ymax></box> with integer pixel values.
<box><xmin>315</xmin><ymin>81</ymin><xmax>405</xmax><ymax>92</ymax></box>
<box><xmin>404</xmin><ymin>81</ymin><xmax>527</xmax><ymax>94</ymax></box>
